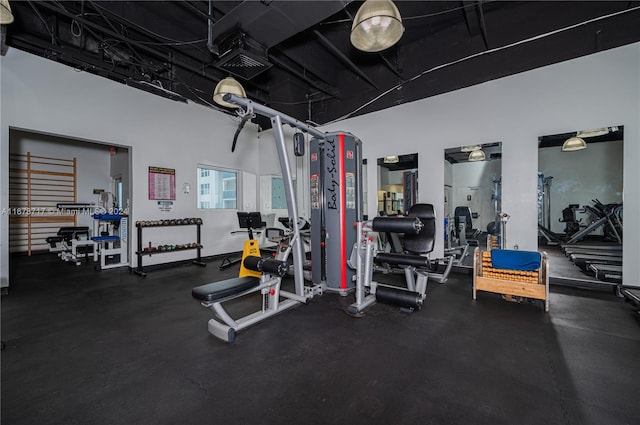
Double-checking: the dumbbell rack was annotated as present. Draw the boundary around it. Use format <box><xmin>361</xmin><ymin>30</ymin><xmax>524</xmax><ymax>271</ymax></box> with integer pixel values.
<box><xmin>133</xmin><ymin>219</ymin><xmax>206</xmax><ymax>277</ymax></box>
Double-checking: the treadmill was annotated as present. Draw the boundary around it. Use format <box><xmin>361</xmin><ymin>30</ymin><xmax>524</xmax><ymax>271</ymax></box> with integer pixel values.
<box><xmin>620</xmin><ymin>287</ymin><xmax>640</xmax><ymax>313</ymax></box>
<box><xmin>571</xmin><ymin>254</ymin><xmax>622</xmax><ymax>272</ymax></box>
<box><xmin>589</xmin><ymin>264</ymin><xmax>622</xmax><ymax>284</ymax></box>
<box><xmin>565</xmin><ymin>249</ymin><xmax>623</xmax><ymax>258</ymax></box>
<box><xmin>561</xmin><ymin>243</ymin><xmax>622</xmax><ymax>254</ymax></box>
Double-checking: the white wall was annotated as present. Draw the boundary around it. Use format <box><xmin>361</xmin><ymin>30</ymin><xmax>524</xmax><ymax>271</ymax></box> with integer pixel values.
<box><xmin>321</xmin><ymin>43</ymin><xmax>640</xmax><ymax>288</ymax></box>
<box><xmin>2</xmin><ymin>44</ymin><xmax>640</xmax><ymax>288</ymax></box>
<box><xmin>1</xmin><ymin>48</ymin><xmax>261</xmax><ymax>287</ymax></box>
<box><xmin>539</xmin><ymin>140</ymin><xmax>623</xmax><ymax>234</ymax></box>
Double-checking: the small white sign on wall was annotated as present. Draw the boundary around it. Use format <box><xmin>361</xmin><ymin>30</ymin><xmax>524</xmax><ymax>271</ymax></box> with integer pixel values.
<box><xmin>157</xmin><ymin>201</ymin><xmax>174</xmax><ymax>212</ymax></box>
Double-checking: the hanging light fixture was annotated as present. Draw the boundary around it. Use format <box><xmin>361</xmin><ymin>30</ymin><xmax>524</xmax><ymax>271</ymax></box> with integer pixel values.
<box><xmin>384</xmin><ymin>155</ymin><xmax>399</xmax><ymax>164</ymax></box>
<box><xmin>0</xmin><ymin>0</ymin><xmax>14</xmax><ymax>24</ymax></box>
<box><xmin>350</xmin><ymin>0</ymin><xmax>404</xmax><ymax>52</ymax></box>
<box><xmin>468</xmin><ymin>149</ymin><xmax>486</xmax><ymax>162</ymax></box>
<box><xmin>562</xmin><ymin>137</ymin><xmax>587</xmax><ymax>152</ymax></box>
<box><xmin>460</xmin><ymin>145</ymin><xmax>482</xmax><ymax>152</ymax></box>
<box><xmin>213</xmin><ymin>77</ymin><xmax>246</xmax><ymax>108</ymax></box>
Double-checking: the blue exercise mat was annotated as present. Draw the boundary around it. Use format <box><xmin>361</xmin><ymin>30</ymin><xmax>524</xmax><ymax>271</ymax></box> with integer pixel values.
<box><xmin>491</xmin><ymin>249</ymin><xmax>541</xmax><ymax>271</ymax></box>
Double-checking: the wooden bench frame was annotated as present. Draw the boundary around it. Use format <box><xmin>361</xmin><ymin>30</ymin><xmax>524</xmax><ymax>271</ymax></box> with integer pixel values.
<box><xmin>472</xmin><ymin>248</ymin><xmax>549</xmax><ymax>312</ymax></box>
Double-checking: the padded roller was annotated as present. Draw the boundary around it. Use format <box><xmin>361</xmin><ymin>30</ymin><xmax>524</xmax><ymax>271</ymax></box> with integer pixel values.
<box><xmin>371</xmin><ymin>217</ymin><xmax>422</xmax><ymax>234</ymax></box>
<box><xmin>375</xmin><ymin>252</ymin><xmax>430</xmax><ymax>268</ymax></box>
<box><xmin>261</xmin><ymin>259</ymin><xmax>289</xmax><ymax>277</ymax></box>
<box><xmin>375</xmin><ymin>286</ymin><xmax>423</xmax><ymax>310</ymax></box>
<box><xmin>243</xmin><ymin>255</ymin><xmax>264</xmax><ymax>272</ymax></box>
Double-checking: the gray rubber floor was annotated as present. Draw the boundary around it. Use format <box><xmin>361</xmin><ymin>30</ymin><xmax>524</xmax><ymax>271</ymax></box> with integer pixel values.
<box><xmin>2</xmin><ymin>253</ymin><xmax>639</xmax><ymax>425</ymax></box>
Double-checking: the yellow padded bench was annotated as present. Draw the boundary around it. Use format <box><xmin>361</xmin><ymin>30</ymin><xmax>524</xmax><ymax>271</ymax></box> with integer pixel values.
<box><xmin>473</xmin><ymin>248</ymin><xmax>549</xmax><ymax>312</ymax></box>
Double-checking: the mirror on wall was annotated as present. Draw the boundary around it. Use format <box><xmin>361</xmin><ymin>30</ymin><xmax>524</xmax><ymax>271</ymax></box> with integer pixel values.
<box><xmin>376</xmin><ymin>153</ymin><xmax>418</xmax><ymax>216</ymax></box>
<box><xmin>259</xmin><ymin>174</ymin><xmax>288</xmax><ymax>229</ymax></box>
<box><xmin>444</xmin><ymin>142</ymin><xmax>502</xmax><ymax>266</ymax></box>
<box><xmin>537</xmin><ymin>126</ymin><xmax>623</xmax><ymax>284</ymax></box>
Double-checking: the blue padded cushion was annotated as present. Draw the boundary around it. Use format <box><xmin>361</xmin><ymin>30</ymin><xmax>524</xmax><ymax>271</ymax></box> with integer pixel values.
<box><xmin>92</xmin><ymin>236</ymin><xmax>120</xmax><ymax>242</ymax></box>
<box><xmin>192</xmin><ymin>277</ymin><xmax>260</xmax><ymax>302</ymax></box>
<box><xmin>490</xmin><ymin>250</ymin><xmax>542</xmax><ymax>271</ymax></box>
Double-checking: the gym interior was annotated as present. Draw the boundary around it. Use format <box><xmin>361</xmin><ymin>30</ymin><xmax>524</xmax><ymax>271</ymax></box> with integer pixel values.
<box><xmin>1</xmin><ymin>2</ymin><xmax>639</xmax><ymax>425</ymax></box>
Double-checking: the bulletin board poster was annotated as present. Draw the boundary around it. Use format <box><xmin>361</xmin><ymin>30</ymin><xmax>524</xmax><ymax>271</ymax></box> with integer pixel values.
<box><xmin>148</xmin><ymin>166</ymin><xmax>176</xmax><ymax>200</ymax></box>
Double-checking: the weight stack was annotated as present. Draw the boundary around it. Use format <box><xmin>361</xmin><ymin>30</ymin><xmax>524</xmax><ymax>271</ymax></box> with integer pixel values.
<box><xmin>310</xmin><ymin>132</ymin><xmax>362</xmax><ymax>291</ymax></box>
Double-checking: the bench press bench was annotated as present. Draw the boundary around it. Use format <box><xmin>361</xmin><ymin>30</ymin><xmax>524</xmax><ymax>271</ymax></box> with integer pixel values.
<box><xmin>192</xmin><ymin>255</ymin><xmax>303</xmax><ymax>343</ymax></box>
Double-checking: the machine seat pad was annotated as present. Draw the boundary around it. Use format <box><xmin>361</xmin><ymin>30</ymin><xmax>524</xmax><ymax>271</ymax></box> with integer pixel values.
<box><xmin>192</xmin><ymin>277</ymin><xmax>261</xmax><ymax>302</ymax></box>
<box><xmin>375</xmin><ymin>252</ymin><xmax>430</xmax><ymax>268</ymax></box>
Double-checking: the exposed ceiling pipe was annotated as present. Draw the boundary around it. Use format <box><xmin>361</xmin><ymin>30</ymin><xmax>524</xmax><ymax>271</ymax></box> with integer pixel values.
<box><xmin>32</xmin><ymin>2</ymin><xmax>231</xmax><ymax>87</ymax></box>
<box><xmin>88</xmin><ymin>0</ymin><xmax>145</xmax><ymax>63</ymax></box>
<box><xmin>87</xmin><ymin>2</ymin><xmax>211</xmax><ymax>67</ymax></box>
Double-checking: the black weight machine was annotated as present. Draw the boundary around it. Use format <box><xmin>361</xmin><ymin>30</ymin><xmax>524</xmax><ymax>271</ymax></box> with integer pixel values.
<box><xmin>192</xmin><ymin>94</ymin><xmax>449</xmax><ymax>343</ymax></box>
<box><xmin>348</xmin><ymin>204</ymin><xmax>453</xmax><ymax>315</ymax></box>
<box><xmin>192</xmin><ymin>94</ymin><xmax>327</xmax><ymax>343</ymax></box>
<box><xmin>564</xmin><ymin>200</ymin><xmax>623</xmax><ymax>244</ymax></box>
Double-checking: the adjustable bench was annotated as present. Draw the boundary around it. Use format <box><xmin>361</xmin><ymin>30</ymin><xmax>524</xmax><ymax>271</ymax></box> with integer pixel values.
<box><xmin>473</xmin><ymin>248</ymin><xmax>549</xmax><ymax>311</ymax></box>
<box><xmin>46</xmin><ymin>226</ymin><xmax>97</xmax><ymax>264</ymax></box>
<box><xmin>46</xmin><ymin>227</ymin><xmax>90</xmax><ymax>250</ymax></box>
<box><xmin>192</xmin><ymin>255</ymin><xmax>304</xmax><ymax>343</ymax></box>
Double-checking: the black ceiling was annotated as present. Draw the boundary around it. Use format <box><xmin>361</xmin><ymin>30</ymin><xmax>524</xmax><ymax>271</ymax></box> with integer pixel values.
<box><xmin>4</xmin><ymin>1</ymin><xmax>640</xmax><ymax>129</ymax></box>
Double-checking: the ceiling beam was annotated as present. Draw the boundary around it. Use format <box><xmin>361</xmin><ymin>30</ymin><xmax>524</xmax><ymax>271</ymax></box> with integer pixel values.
<box><xmin>462</xmin><ymin>1</ymin><xmax>489</xmax><ymax>49</ymax></box>
<box><xmin>476</xmin><ymin>1</ymin><xmax>489</xmax><ymax>50</ymax></box>
<box><xmin>461</xmin><ymin>1</ymin><xmax>481</xmax><ymax>36</ymax></box>
<box><xmin>313</xmin><ymin>30</ymin><xmax>376</xmax><ymax>88</ymax></box>
<box><xmin>377</xmin><ymin>50</ymin><xmax>403</xmax><ymax>79</ymax></box>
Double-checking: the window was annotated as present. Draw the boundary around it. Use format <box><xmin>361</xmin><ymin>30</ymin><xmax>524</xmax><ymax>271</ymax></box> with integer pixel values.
<box><xmin>197</xmin><ymin>166</ymin><xmax>238</xmax><ymax>209</ymax></box>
